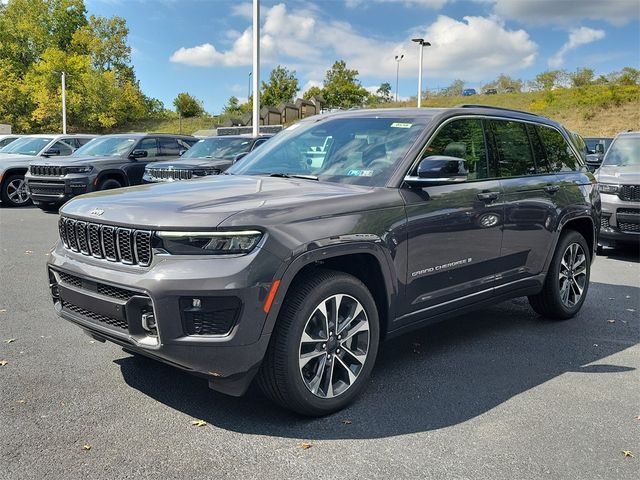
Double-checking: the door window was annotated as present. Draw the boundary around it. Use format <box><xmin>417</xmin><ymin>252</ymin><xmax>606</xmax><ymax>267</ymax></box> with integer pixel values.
<box><xmin>421</xmin><ymin>118</ymin><xmax>489</xmax><ymax>180</ymax></box>
<box><xmin>526</xmin><ymin>124</ymin><xmax>550</xmax><ymax>173</ymax></box>
<box><xmin>51</xmin><ymin>140</ymin><xmax>75</xmax><ymax>156</ymax></box>
<box><xmin>536</xmin><ymin>125</ymin><xmax>580</xmax><ymax>172</ymax></box>
<box><xmin>489</xmin><ymin>120</ymin><xmax>536</xmax><ymax>177</ymax></box>
<box><xmin>158</xmin><ymin>138</ymin><xmax>181</xmax><ymax>156</ymax></box>
<box><xmin>136</xmin><ymin>138</ymin><xmax>158</xmax><ymax>157</ymax></box>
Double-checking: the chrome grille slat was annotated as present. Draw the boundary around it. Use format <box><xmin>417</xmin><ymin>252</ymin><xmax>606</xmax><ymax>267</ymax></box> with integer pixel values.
<box><xmin>148</xmin><ymin>168</ymin><xmax>193</xmax><ymax>181</ymax></box>
<box><xmin>58</xmin><ymin>217</ymin><xmax>153</xmax><ymax>266</ymax></box>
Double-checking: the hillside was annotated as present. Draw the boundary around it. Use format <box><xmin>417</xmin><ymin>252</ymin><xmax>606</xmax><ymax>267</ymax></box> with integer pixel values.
<box><xmin>118</xmin><ymin>85</ymin><xmax>639</xmax><ymax>137</ymax></box>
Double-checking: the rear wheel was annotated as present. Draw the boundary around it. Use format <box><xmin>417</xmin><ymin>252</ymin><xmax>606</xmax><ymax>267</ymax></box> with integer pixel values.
<box><xmin>1</xmin><ymin>174</ymin><xmax>31</xmax><ymax>207</ymax></box>
<box><xmin>528</xmin><ymin>230</ymin><xmax>591</xmax><ymax>319</ymax></box>
<box><xmin>98</xmin><ymin>178</ymin><xmax>123</xmax><ymax>190</ymax></box>
<box><xmin>257</xmin><ymin>269</ymin><xmax>379</xmax><ymax>416</ymax></box>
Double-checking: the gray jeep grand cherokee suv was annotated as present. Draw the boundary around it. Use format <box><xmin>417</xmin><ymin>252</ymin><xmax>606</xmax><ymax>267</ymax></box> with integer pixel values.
<box><xmin>47</xmin><ymin>106</ymin><xmax>600</xmax><ymax>416</ymax></box>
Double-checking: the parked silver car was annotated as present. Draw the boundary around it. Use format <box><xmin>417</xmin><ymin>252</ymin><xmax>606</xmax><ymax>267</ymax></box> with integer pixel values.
<box><xmin>0</xmin><ymin>134</ymin><xmax>96</xmax><ymax>207</ymax></box>
<box><xmin>596</xmin><ymin>131</ymin><xmax>640</xmax><ymax>250</ymax></box>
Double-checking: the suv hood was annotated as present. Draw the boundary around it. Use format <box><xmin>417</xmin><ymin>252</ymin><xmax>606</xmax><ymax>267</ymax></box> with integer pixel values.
<box><xmin>30</xmin><ymin>154</ymin><xmax>125</xmax><ymax>165</ymax></box>
<box><xmin>61</xmin><ymin>175</ymin><xmax>394</xmax><ymax>229</ymax></box>
<box><xmin>596</xmin><ymin>164</ymin><xmax>640</xmax><ymax>185</ymax></box>
<box><xmin>149</xmin><ymin>158</ymin><xmax>232</xmax><ymax>170</ymax></box>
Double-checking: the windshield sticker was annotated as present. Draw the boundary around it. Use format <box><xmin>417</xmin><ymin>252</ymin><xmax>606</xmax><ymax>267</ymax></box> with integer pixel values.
<box><xmin>347</xmin><ymin>169</ymin><xmax>374</xmax><ymax>177</ymax></box>
<box><xmin>390</xmin><ymin>122</ymin><xmax>412</xmax><ymax>128</ymax></box>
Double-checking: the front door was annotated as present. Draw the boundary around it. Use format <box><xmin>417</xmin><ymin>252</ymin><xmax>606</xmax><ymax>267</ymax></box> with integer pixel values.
<box><xmin>398</xmin><ymin>117</ymin><xmax>504</xmax><ymax>327</ymax></box>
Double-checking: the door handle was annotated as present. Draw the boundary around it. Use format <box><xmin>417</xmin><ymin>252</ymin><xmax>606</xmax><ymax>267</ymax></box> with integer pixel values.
<box><xmin>544</xmin><ymin>185</ymin><xmax>560</xmax><ymax>193</ymax></box>
<box><xmin>477</xmin><ymin>191</ymin><xmax>500</xmax><ymax>202</ymax></box>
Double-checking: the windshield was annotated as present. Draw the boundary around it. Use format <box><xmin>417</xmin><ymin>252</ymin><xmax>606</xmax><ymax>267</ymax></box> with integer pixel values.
<box><xmin>228</xmin><ymin>116</ymin><xmax>429</xmax><ymax>186</ymax></box>
<box><xmin>602</xmin><ymin>137</ymin><xmax>640</xmax><ymax>166</ymax></box>
<box><xmin>0</xmin><ymin>137</ymin><xmax>53</xmax><ymax>156</ymax></box>
<box><xmin>183</xmin><ymin>137</ymin><xmax>252</xmax><ymax>159</ymax></box>
<box><xmin>73</xmin><ymin>137</ymin><xmax>137</xmax><ymax>157</ymax></box>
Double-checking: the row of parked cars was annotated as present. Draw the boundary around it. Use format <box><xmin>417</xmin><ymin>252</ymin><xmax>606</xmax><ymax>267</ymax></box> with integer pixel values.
<box><xmin>0</xmin><ymin>132</ymin><xmax>271</xmax><ymax>209</ymax></box>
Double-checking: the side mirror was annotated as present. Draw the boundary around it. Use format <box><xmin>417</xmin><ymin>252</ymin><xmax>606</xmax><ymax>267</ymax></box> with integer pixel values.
<box><xmin>178</xmin><ymin>149</ymin><xmax>187</xmax><ymax>156</ymax></box>
<box><xmin>233</xmin><ymin>152</ymin><xmax>248</xmax><ymax>163</ymax></box>
<box><xmin>43</xmin><ymin>148</ymin><xmax>61</xmax><ymax>157</ymax></box>
<box><xmin>130</xmin><ymin>149</ymin><xmax>148</xmax><ymax>159</ymax></box>
<box><xmin>405</xmin><ymin>155</ymin><xmax>468</xmax><ymax>186</ymax></box>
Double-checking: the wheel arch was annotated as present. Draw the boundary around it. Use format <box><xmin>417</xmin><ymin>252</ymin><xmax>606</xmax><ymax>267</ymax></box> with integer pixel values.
<box><xmin>1</xmin><ymin>167</ymin><xmax>28</xmax><ymax>187</ymax></box>
<box><xmin>263</xmin><ymin>243</ymin><xmax>398</xmax><ymax>340</ymax></box>
<box><xmin>95</xmin><ymin>169</ymin><xmax>129</xmax><ymax>188</ymax></box>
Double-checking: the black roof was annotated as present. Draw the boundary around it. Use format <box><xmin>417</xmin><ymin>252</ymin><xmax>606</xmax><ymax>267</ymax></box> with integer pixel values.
<box><xmin>100</xmin><ymin>133</ymin><xmax>195</xmax><ymax>138</ymax></box>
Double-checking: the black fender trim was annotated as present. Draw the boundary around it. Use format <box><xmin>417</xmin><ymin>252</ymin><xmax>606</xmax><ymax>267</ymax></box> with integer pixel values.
<box><xmin>261</xmin><ymin>241</ymin><xmax>398</xmax><ymax>337</ymax></box>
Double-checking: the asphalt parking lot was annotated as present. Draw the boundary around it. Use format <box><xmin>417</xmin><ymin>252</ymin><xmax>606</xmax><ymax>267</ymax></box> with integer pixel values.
<box><xmin>0</xmin><ymin>206</ymin><xmax>638</xmax><ymax>480</ymax></box>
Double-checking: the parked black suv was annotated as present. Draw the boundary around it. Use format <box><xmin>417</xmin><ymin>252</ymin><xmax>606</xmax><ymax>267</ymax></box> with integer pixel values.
<box><xmin>143</xmin><ymin>135</ymin><xmax>271</xmax><ymax>183</ymax></box>
<box><xmin>47</xmin><ymin>107</ymin><xmax>599</xmax><ymax>416</ymax></box>
<box><xmin>26</xmin><ymin>133</ymin><xmax>197</xmax><ymax>211</ymax></box>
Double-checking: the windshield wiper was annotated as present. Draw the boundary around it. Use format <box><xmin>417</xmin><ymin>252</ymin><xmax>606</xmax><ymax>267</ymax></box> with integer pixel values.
<box><xmin>268</xmin><ymin>172</ymin><xmax>319</xmax><ymax>181</ymax></box>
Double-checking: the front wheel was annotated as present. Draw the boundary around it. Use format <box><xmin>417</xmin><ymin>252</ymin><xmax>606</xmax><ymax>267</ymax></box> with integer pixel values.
<box><xmin>97</xmin><ymin>178</ymin><xmax>123</xmax><ymax>190</ymax></box>
<box><xmin>528</xmin><ymin>230</ymin><xmax>591</xmax><ymax>319</ymax></box>
<box><xmin>257</xmin><ymin>269</ymin><xmax>380</xmax><ymax>416</ymax></box>
<box><xmin>1</xmin><ymin>174</ymin><xmax>31</xmax><ymax>207</ymax></box>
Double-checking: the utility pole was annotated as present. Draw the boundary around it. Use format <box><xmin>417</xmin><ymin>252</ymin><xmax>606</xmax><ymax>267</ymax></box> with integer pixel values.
<box><xmin>394</xmin><ymin>55</ymin><xmax>404</xmax><ymax>102</ymax></box>
<box><xmin>61</xmin><ymin>71</ymin><xmax>67</xmax><ymax>134</ymax></box>
<box><xmin>411</xmin><ymin>38</ymin><xmax>431</xmax><ymax>108</ymax></box>
<box><xmin>252</xmin><ymin>0</ymin><xmax>260</xmax><ymax>136</ymax></box>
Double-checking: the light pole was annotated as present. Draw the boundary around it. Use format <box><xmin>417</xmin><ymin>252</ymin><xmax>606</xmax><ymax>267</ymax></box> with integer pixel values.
<box><xmin>61</xmin><ymin>71</ymin><xmax>67</xmax><ymax>134</ymax></box>
<box><xmin>411</xmin><ymin>38</ymin><xmax>431</xmax><ymax>107</ymax></box>
<box><xmin>252</xmin><ymin>0</ymin><xmax>260</xmax><ymax>136</ymax></box>
<box><xmin>248</xmin><ymin>71</ymin><xmax>252</xmax><ymax>99</ymax></box>
<box><xmin>394</xmin><ymin>54</ymin><xmax>404</xmax><ymax>102</ymax></box>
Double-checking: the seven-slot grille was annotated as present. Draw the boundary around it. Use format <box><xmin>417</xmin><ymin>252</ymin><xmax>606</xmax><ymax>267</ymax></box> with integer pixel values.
<box><xmin>619</xmin><ymin>185</ymin><xmax>640</xmax><ymax>202</ymax></box>
<box><xmin>58</xmin><ymin>217</ymin><xmax>153</xmax><ymax>266</ymax></box>
<box><xmin>31</xmin><ymin>165</ymin><xmax>67</xmax><ymax>176</ymax></box>
<box><xmin>146</xmin><ymin>168</ymin><xmax>193</xmax><ymax>181</ymax></box>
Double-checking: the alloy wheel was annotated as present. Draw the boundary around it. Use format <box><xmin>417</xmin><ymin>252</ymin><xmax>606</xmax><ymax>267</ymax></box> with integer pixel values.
<box><xmin>558</xmin><ymin>242</ymin><xmax>587</xmax><ymax>307</ymax></box>
<box><xmin>298</xmin><ymin>294</ymin><xmax>370</xmax><ymax>399</ymax></box>
<box><xmin>6</xmin><ymin>178</ymin><xmax>29</xmax><ymax>205</ymax></box>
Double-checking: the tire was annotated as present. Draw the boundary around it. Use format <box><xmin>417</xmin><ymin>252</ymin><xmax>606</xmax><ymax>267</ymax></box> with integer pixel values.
<box><xmin>257</xmin><ymin>269</ymin><xmax>380</xmax><ymax>416</ymax></box>
<box><xmin>1</xmin><ymin>174</ymin><xmax>31</xmax><ymax>207</ymax></box>
<box><xmin>528</xmin><ymin>230</ymin><xmax>591</xmax><ymax>320</ymax></box>
<box><xmin>98</xmin><ymin>178</ymin><xmax>123</xmax><ymax>190</ymax></box>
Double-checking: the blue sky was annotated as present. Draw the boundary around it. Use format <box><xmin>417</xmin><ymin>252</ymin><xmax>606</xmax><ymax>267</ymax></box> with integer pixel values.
<box><xmin>85</xmin><ymin>0</ymin><xmax>640</xmax><ymax>113</ymax></box>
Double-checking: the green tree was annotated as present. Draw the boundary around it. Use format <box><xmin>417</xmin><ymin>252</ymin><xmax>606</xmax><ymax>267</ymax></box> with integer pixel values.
<box><xmin>614</xmin><ymin>67</ymin><xmax>640</xmax><ymax>86</ymax></box>
<box><xmin>568</xmin><ymin>68</ymin><xmax>594</xmax><ymax>87</ymax></box>
<box><xmin>261</xmin><ymin>65</ymin><xmax>299</xmax><ymax>107</ymax></box>
<box><xmin>222</xmin><ymin>96</ymin><xmax>242</xmax><ymax>116</ymax></box>
<box><xmin>376</xmin><ymin>82</ymin><xmax>393</xmax><ymax>103</ymax></box>
<box><xmin>322</xmin><ymin>60</ymin><xmax>369</xmax><ymax>109</ymax></box>
<box><xmin>529</xmin><ymin>70</ymin><xmax>566</xmax><ymax>91</ymax></box>
<box><xmin>440</xmin><ymin>79</ymin><xmax>465</xmax><ymax>97</ymax></box>
<box><xmin>72</xmin><ymin>15</ymin><xmax>131</xmax><ymax>73</ymax></box>
<box><xmin>303</xmin><ymin>85</ymin><xmax>323</xmax><ymax>100</ymax></box>
<box><xmin>173</xmin><ymin>92</ymin><xmax>204</xmax><ymax>117</ymax></box>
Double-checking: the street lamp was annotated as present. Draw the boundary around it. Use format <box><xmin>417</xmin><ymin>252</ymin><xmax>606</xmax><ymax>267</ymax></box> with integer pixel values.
<box><xmin>248</xmin><ymin>71</ymin><xmax>252</xmax><ymax>99</ymax></box>
<box><xmin>394</xmin><ymin>54</ymin><xmax>404</xmax><ymax>102</ymax></box>
<box><xmin>411</xmin><ymin>38</ymin><xmax>431</xmax><ymax>108</ymax></box>
<box><xmin>53</xmin><ymin>71</ymin><xmax>67</xmax><ymax>134</ymax></box>
<box><xmin>252</xmin><ymin>0</ymin><xmax>260</xmax><ymax>136</ymax></box>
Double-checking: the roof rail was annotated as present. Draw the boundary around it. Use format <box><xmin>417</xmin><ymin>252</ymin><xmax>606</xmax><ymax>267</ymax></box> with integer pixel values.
<box><xmin>455</xmin><ymin>104</ymin><xmax>540</xmax><ymax>117</ymax></box>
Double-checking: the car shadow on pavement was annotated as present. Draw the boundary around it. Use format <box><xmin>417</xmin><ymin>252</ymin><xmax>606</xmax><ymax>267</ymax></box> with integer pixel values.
<box><xmin>597</xmin><ymin>243</ymin><xmax>639</xmax><ymax>262</ymax></box>
<box><xmin>115</xmin><ymin>281</ymin><xmax>638</xmax><ymax>440</ymax></box>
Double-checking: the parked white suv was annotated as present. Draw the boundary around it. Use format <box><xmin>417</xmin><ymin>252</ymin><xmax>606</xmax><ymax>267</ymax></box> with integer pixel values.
<box><xmin>0</xmin><ymin>134</ymin><xmax>96</xmax><ymax>207</ymax></box>
<box><xmin>596</xmin><ymin>131</ymin><xmax>640</xmax><ymax>250</ymax></box>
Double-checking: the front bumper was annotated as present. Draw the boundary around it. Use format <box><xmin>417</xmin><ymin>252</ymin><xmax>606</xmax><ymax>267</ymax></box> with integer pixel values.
<box><xmin>25</xmin><ymin>173</ymin><xmax>95</xmax><ymax>205</ymax></box>
<box><xmin>599</xmin><ymin>193</ymin><xmax>640</xmax><ymax>245</ymax></box>
<box><xmin>47</xmin><ymin>242</ymin><xmax>284</xmax><ymax>395</ymax></box>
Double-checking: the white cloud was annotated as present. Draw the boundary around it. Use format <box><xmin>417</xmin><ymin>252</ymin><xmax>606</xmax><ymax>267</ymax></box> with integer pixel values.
<box><xmin>300</xmin><ymin>80</ymin><xmax>323</xmax><ymax>95</ymax></box>
<box><xmin>548</xmin><ymin>26</ymin><xmax>605</xmax><ymax>68</ymax></box>
<box><xmin>170</xmin><ymin>4</ymin><xmax>537</xmax><ymax>84</ymax></box>
<box><xmin>492</xmin><ymin>0</ymin><xmax>639</xmax><ymax>26</ymax></box>
<box><xmin>346</xmin><ymin>0</ymin><xmax>450</xmax><ymax>8</ymax></box>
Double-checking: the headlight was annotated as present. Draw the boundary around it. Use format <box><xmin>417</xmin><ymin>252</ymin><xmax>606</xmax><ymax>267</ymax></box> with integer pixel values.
<box><xmin>597</xmin><ymin>183</ymin><xmax>620</xmax><ymax>194</ymax></box>
<box><xmin>192</xmin><ymin>168</ymin><xmax>220</xmax><ymax>177</ymax></box>
<box><xmin>66</xmin><ymin>166</ymin><xmax>93</xmax><ymax>174</ymax></box>
<box><xmin>157</xmin><ymin>230</ymin><xmax>263</xmax><ymax>255</ymax></box>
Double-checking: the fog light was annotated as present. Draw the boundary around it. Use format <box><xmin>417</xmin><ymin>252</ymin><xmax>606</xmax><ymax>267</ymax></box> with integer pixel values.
<box><xmin>50</xmin><ymin>284</ymin><xmax>60</xmax><ymax>299</ymax></box>
<box><xmin>141</xmin><ymin>312</ymin><xmax>156</xmax><ymax>332</ymax></box>
<box><xmin>192</xmin><ymin>298</ymin><xmax>201</xmax><ymax>309</ymax></box>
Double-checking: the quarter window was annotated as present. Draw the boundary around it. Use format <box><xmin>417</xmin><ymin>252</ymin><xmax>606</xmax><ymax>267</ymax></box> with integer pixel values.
<box><xmin>536</xmin><ymin>125</ymin><xmax>579</xmax><ymax>172</ymax></box>
<box><xmin>489</xmin><ymin>120</ymin><xmax>536</xmax><ymax>177</ymax></box>
<box><xmin>421</xmin><ymin>118</ymin><xmax>489</xmax><ymax>180</ymax></box>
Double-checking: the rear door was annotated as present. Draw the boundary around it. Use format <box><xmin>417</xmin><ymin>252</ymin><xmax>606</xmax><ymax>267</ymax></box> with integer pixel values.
<box><xmin>399</xmin><ymin>117</ymin><xmax>504</xmax><ymax>325</ymax></box>
<box><xmin>489</xmin><ymin>119</ymin><xmax>577</xmax><ymax>288</ymax></box>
